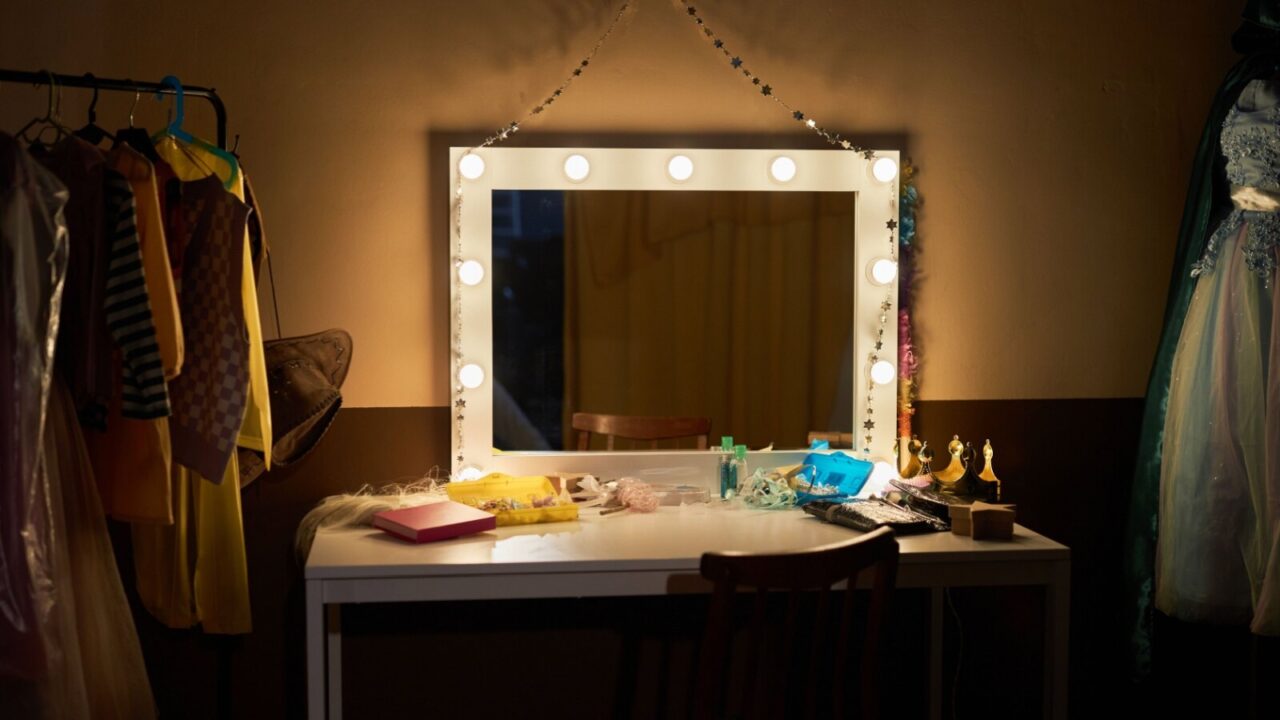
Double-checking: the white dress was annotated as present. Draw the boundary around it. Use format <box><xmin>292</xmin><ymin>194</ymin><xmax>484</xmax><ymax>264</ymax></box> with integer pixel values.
<box><xmin>1157</xmin><ymin>78</ymin><xmax>1280</xmax><ymax>634</ymax></box>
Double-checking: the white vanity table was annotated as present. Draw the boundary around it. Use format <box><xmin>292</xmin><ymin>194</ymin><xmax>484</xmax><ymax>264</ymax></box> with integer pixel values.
<box><xmin>305</xmin><ymin>506</ymin><xmax>1070</xmax><ymax>719</ymax></box>
<box><xmin>301</xmin><ymin>146</ymin><xmax>1070</xmax><ymax>718</ymax></box>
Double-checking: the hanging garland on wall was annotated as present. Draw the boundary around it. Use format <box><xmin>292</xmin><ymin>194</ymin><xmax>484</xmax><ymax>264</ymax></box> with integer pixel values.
<box><xmin>452</xmin><ymin>0</ymin><xmax>922</xmax><ymax>467</ymax></box>
<box><xmin>677</xmin><ymin>1</ymin><xmax>873</xmax><ymax>158</ymax></box>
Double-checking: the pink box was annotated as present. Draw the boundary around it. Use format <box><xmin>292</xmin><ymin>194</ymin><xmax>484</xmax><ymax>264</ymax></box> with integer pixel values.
<box><xmin>373</xmin><ymin>501</ymin><xmax>497</xmax><ymax>543</ymax></box>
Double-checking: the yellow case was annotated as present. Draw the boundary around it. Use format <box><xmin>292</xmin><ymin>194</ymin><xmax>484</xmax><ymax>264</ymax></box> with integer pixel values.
<box><xmin>446</xmin><ymin>473</ymin><xmax>580</xmax><ymax>526</ymax></box>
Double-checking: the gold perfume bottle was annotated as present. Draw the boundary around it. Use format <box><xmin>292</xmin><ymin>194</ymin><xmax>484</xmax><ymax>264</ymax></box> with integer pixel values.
<box><xmin>934</xmin><ymin>435</ymin><xmax>966</xmax><ymax>488</ymax></box>
<box><xmin>977</xmin><ymin>439</ymin><xmax>1002</xmax><ymax>501</ymax></box>
<box><xmin>900</xmin><ymin>435</ymin><xmax>924</xmax><ymax>478</ymax></box>
<box><xmin>899</xmin><ymin>440</ymin><xmax>934</xmax><ymax>489</ymax></box>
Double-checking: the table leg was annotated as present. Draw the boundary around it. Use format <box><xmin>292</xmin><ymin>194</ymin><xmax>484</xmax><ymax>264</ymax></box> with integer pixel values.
<box><xmin>327</xmin><ymin>604</ymin><xmax>343</xmax><ymax>719</ymax></box>
<box><xmin>930</xmin><ymin>586</ymin><xmax>943</xmax><ymax>720</ymax></box>
<box><xmin>1044</xmin><ymin>561</ymin><xmax>1070</xmax><ymax>720</ymax></box>
<box><xmin>307</xmin><ymin>580</ymin><xmax>325</xmax><ymax>720</ymax></box>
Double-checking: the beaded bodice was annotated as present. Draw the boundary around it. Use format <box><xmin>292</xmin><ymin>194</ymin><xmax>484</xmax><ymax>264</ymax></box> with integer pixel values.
<box><xmin>1221</xmin><ymin>80</ymin><xmax>1280</xmax><ymax>190</ymax></box>
<box><xmin>1192</xmin><ymin>79</ymin><xmax>1280</xmax><ymax>284</ymax></box>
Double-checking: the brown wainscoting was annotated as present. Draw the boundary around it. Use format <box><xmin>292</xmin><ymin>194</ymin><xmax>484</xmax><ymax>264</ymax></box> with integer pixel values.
<box><xmin>108</xmin><ymin>399</ymin><xmax>1274</xmax><ymax>719</ymax></box>
<box><xmin>914</xmin><ymin>398</ymin><xmax>1146</xmax><ymax>717</ymax></box>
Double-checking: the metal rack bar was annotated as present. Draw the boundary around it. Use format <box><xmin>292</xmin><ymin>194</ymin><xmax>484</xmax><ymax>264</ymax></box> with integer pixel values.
<box><xmin>0</xmin><ymin>68</ymin><xmax>228</xmax><ymax>149</ymax></box>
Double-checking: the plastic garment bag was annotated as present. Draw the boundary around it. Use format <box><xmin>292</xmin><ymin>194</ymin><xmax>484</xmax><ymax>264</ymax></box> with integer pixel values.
<box><xmin>1</xmin><ymin>133</ymin><xmax>155</xmax><ymax>718</ymax></box>
<box><xmin>1</xmin><ymin>131</ymin><xmax>70</xmax><ymax>683</ymax></box>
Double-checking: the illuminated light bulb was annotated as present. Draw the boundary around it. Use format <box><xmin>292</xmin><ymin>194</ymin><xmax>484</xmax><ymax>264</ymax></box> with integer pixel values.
<box><xmin>870</xmin><ymin>359</ymin><xmax>896</xmax><ymax>385</ymax></box>
<box><xmin>564</xmin><ymin>153</ymin><xmax>590</xmax><ymax>182</ymax></box>
<box><xmin>458</xmin><ymin>260</ymin><xmax>485</xmax><ymax>286</ymax></box>
<box><xmin>872</xmin><ymin>156</ymin><xmax>898</xmax><ymax>183</ymax></box>
<box><xmin>667</xmin><ymin>154</ymin><xmax>694</xmax><ymax>182</ymax></box>
<box><xmin>805</xmin><ymin>118</ymin><xmax>816</xmax><ymax>128</ymax></box>
<box><xmin>862</xmin><ymin>461</ymin><xmax>899</xmax><ymax>493</ymax></box>
<box><xmin>868</xmin><ymin>258</ymin><xmax>898</xmax><ymax>286</ymax></box>
<box><xmin>454</xmin><ymin>465</ymin><xmax>484</xmax><ymax>482</ymax></box>
<box><xmin>458</xmin><ymin>153</ymin><xmax>485</xmax><ymax>180</ymax></box>
<box><xmin>458</xmin><ymin>363</ymin><xmax>485</xmax><ymax>389</ymax></box>
<box><xmin>770</xmin><ymin>156</ymin><xmax>797</xmax><ymax>183</ymax></box>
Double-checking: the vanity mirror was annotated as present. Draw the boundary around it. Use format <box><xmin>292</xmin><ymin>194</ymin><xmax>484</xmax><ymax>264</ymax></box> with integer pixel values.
<box><xmin>450</xmin><ymin>148</ymin><xmax>899</xmax><ymax>478</ymax></box>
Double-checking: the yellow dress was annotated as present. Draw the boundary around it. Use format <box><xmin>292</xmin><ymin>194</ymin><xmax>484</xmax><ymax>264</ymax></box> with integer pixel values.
<box><xmin>131</xmin><ymin>136</ymin><xmax>266</xmax><ymax>634</ymax></box>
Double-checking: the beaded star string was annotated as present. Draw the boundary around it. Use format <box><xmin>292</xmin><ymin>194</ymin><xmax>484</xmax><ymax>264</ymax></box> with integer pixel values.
<box><xmin>678</xmin><ymin>1</ymin><xmax>875</xmax><ymax>159</ymax></box>
<box><xmin>864</xmin><ymin>214</ymin><xmax>899</xmax><ymax>452</ymax></box>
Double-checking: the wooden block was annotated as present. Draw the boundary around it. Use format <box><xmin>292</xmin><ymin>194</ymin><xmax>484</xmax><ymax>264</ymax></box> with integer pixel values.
<box><xmin>949</xmin><ymin>504</ymin><xmax>972</xmax><ymax>535</ymax></box>
<box><xmin>970</xmin><ymin>501</ymin><xmax>1016</xmax><ymax>540</ymax></box>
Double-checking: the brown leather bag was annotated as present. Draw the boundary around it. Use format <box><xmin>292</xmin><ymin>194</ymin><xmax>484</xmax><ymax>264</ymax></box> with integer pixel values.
<box><xmin>239</xmin><ymin>329</ymin><xmax>352</xmax><ymax>487</ymax></box>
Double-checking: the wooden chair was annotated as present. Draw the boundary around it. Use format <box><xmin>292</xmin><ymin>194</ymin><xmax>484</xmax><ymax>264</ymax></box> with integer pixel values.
<box><xmin>572</xmin><ymin>412</ymin><xmax>711</xmax><ymax>451</ymax></box>
<box><xmin>694</xmin><ymin>527</ymin><xmax>900</xmax><ymax>719</ymax></box>
<box><xmin>807</xmin><ymin>431</ymin><xmax>856</xmax><ymax>449</ymax></box>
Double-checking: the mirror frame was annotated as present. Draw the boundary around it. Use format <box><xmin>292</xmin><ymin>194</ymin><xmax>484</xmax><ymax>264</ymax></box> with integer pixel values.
<box><xmin>449</xmin><ymin>147</ymin><xmax>900</xmax><ymax>478</ymax></box>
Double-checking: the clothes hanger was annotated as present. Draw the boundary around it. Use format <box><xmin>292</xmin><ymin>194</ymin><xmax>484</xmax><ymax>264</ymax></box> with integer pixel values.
<box><xmin>114</xmin><ymin>88</ymin><xmax>163</xmax><ymax>163</ymax></box>
<box><xmin>14</xmin><ymin>71</ymin><xmax>70</xmax><ymax>148</ymax></box>
<box><xmin>73</xmin><ymin>73</ymin><xmax>111</xmax><ymax>146</ymax></box>
<box><xmin>150</xmin><ymin>75</ymin><xmax>239</xmax><ymax>189</ymax></box>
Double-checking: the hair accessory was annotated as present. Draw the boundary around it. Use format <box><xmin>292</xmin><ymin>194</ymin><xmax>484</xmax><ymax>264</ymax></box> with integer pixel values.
<box><xmin>615</xmin><ymin>477</ymin><xmax>659</xmax><ymax>512</ymax></box>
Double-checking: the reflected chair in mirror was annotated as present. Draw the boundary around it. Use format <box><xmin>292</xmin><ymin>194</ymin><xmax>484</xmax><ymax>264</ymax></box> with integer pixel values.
<box><xmin>807</xmin><ymin>431</ymin><xmax>856</xmax><ymax>449</ymax></box>
<box><xmin>693</xmin><ymin>527</ymin><xmax>900</xmax><ymax>720</ymax></box>
<box><xmin>572</xmin><ymin>412</ymin><xmax>711</xmax><ymax>451</ymax></box>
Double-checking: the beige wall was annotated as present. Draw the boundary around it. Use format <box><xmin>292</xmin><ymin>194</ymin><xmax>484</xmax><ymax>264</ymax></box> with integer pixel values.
<box><xmin>0</xmin><ymin>0</ymin><xmax>1242</xmax><ymax>405</ymax></box>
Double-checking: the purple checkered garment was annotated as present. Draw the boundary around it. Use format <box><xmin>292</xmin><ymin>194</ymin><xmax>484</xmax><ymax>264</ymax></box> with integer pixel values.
<box><xmin>168</xmin><ymin>176</ymin><xmax>249</xmax><ymax>482</ymax></box>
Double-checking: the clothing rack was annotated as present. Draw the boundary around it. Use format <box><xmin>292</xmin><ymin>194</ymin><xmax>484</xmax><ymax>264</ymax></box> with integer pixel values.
<box><xmin>0</xmin><ymin>68</ymin><xmax>228</xmax><ymax>150</ymax></box>
<box><xmin>2</xmin><ymin>67</ymin><xmax>280</xmax><ymax>335</ymax></box>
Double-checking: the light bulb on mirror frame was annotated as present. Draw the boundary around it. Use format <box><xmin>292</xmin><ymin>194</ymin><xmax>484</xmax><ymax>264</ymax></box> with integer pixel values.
<box><xmin>458</xmin><ymin>363</ymin><xmax>485</xmax><ymax>389</ymax></box>
<box><xmin>871</xmin><ymin>156</ymin><xmax>898</xmax><ymax>183</ymax></box>
<box><xmin>667</xmin><ymin>154</ymin><xmax>694</xmax><ymax>182</ymax></box>
<box><xmin>458</xmin><ymin>260</ymin><xmax>485</xmax><ymax>286</ymax></box>
<box><xmin>870</xmin><ymin>359</ymin><xmax>896</xmax><ymax>385</ymax></box>
<box><xmin>454</xmin><ymin>464</ymin><xmax>484</xmax><ymax>482</ymax></box>
<box><xmin>867</xmin><ymin>258</ymin><xmax>898</xmax><ymax>286</ymax></box>
<box><xmin>564</xmin><ymin>153</ymin><xmax>590</xmax><ymax>182</ymax></box>
<box><xmin>458</xmin><ymin>153</ymin><xmax>486</xmax><ymax>180</ymax></box>
<box><xmin>770</xmin><ymin>156</ymin><xmax>797</xmax><ymax>183</ymax></box>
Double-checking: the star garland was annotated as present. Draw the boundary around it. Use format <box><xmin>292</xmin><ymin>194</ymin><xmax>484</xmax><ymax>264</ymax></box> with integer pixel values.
<box><xmin>862</xmin><ymin>211</ymin><xmax>900</xmax><ymax>452</ymax></box>
<box><xmin>678</xmin><ymin>1</ymin><xmax>874</xmax><ymax>159</ymax></box>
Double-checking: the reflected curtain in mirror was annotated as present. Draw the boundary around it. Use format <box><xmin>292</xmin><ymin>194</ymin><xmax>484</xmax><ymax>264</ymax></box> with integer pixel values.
<box><xmin>562</xmin><ymin>191</ymin><xmax>854</xmax><ymax>450</ymax></box>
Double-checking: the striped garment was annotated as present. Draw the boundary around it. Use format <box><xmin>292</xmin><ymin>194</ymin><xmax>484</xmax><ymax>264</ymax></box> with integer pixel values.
<box><xmin>103</xmin><ymin>170</ymin><xmax>170</xmax><ymax>419</ymax></box>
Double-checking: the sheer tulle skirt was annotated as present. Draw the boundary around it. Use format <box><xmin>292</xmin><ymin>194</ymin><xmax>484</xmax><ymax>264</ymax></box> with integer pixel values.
<box><xmin>1157</xmin><ymin>221</ymin><xmax>1278</xmax><ymax>631</ymax></box>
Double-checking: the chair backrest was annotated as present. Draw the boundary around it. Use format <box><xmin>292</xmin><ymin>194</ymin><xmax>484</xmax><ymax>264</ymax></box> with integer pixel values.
<box><xmin>807</xmin><ymin>431</ymin><xmax>856</xmax><ymax>449</ymax></box>
<box><xmin>572</xmin><ymin>412</ymin><xmax>711</xmax><ymax>451</ymax></box>
<box><xmin>694</xmin><ymin>527</ymin><xmax>900</xmax><ymax>720</ymax></box>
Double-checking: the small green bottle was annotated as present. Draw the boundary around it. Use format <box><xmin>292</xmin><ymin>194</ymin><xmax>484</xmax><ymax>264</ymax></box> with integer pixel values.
<box><xmin>733</xmin><ymin>445</ymin><xmax>749</xmax><ymax>494</ymax></box>
<box><xmin>719</xmin><ymin>436</ymin><xmax>734</xmax><ymax>498</ymax></box>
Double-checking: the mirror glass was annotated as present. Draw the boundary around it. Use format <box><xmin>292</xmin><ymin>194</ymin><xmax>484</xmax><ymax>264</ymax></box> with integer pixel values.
<box><xmin>491</xmin><ymin>189</ymin><xmax>856</xmax><ymax>452</ymax></box>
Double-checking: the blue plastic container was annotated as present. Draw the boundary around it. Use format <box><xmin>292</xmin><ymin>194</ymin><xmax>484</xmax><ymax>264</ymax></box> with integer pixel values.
<box><xmin>794</xmin><ymin>451</ymin><xmax>874</xmax><ymax>505</ymax></box>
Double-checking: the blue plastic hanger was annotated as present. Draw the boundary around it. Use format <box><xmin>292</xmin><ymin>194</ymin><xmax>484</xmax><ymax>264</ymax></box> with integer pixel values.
<box><xmin>155</xmin><ymin>75</ymin><xmax>194</xmax><ymax>143</ymax></box>
<box><xmin>152</xmin><ymin>75</ymin><xmax>240</xmax><ymax>189</ymax></box>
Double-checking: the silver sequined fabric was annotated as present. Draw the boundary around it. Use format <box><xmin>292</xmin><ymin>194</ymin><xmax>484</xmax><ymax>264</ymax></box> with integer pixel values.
<box><xmin>1195</xmin><ymin>80</ymin><xmax>1280</xmax><ymax>285</ymax></box>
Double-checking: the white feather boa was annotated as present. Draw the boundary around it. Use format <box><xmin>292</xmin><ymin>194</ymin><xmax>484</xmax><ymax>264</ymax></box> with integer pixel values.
<box><xmin>295</xmin><ymin>471</ymin><xmax>449</xmax><ymax>560</ymax></box>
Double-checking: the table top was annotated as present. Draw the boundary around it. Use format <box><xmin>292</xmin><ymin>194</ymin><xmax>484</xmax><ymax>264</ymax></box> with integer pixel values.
<box><xmin>305</xmin><ymin>505</ymin><xmax>1069</xmax><ymax>580</ymax></box>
